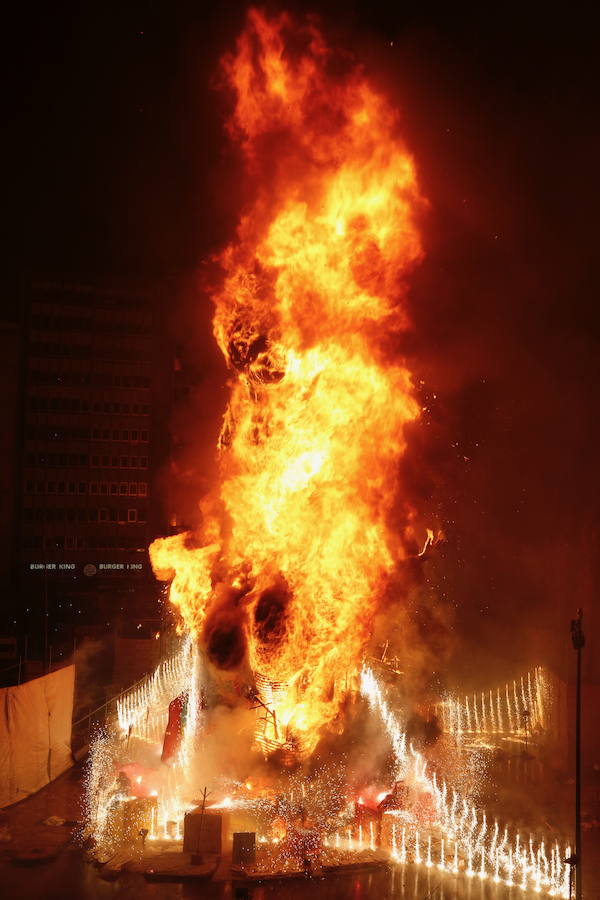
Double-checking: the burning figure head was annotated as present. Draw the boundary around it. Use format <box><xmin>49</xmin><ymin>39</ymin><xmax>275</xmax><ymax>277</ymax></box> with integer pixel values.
<box><xmin>150</xmin><ymin>8</ymin><xmax>425</xmax><ymax>757</ymax></box>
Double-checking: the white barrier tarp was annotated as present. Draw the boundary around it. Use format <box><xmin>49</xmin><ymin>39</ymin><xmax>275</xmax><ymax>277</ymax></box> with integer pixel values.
<box><xmin>45</xmin><ymin>666</ymin><xmax>75</xmax><ymax>780</ymax></box>
<box><xmin>0</xmin><ymin>665</ymin><xmax>74</xmax><ymax>808</ymax></box>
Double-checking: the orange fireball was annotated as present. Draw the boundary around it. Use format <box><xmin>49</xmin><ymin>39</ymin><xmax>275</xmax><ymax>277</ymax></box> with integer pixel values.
<box><xmin>150</xmin><ymin>9</ymin><xmax>425</xmax><ymax>756</ymax></box>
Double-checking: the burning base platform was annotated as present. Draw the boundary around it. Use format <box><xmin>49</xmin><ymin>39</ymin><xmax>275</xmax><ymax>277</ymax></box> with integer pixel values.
<box><xmin>84</xmin><ymin>641</ymin><xmax>571</xmax><ymax>897</ymax></box>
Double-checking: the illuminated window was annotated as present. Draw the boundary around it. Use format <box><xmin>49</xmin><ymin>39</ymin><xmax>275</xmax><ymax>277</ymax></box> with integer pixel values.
<box><xmin>138</xmin><ymin>482</ymin><xmax>147</xmax><ymax>497</ymax></box>
<box><xmin>127</xmin><ymin>509</ymin><xmax>137</xmax><ymax>523</ymax></box>
<box><xmin>129</xmin><ymin>483</ymin><xmax>137</xmax><ymax>496</ymax></box>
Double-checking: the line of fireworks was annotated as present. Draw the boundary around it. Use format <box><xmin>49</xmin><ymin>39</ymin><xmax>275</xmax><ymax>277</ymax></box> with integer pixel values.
<box><xmin>434</xmin><ymin>666</ymin><xmax>550</xmax><ymax>738</ymax></box>
<box><xmin>360</xmin><ymin>666</ymin><xmax>570</xmax><ymax>897</ymax></box>
<box><xmin>87</xmin><ymin>638</ymin><xmax>202</xmax><ymax>852</ymax></box>
<box><xmin>116</xmin><ymin>637</ymin><xmax>192</xmax><ymax>740</ymax></box>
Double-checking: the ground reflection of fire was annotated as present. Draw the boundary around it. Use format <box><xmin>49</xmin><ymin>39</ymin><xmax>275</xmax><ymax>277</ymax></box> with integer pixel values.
<box><xmin>84</xmin><ymin>10</ymin><xmax>572</xmax><ymax>895</ymax></box>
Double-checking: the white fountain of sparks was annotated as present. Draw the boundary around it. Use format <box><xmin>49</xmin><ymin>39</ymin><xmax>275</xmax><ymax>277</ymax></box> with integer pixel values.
<box><xmin>360</xmin><ymin>666</ymin><xmax>569</xmax><ymax>898</ymax></box>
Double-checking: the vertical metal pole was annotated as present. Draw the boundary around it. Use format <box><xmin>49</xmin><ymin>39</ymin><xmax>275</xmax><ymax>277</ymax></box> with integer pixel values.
<box><xmin>575</xmin><ymin>635</ymin><xmax>582</xmax><ymax>900</ymax></box>
<box><xmin>195</xmin><ymin>786</ymin><xmax>209</xmax><ymax>862</ymax></box>
<box><xmin>571</xmin><ymin>608</ymin><xmax>584</xmax><ymax>900</ymax></box>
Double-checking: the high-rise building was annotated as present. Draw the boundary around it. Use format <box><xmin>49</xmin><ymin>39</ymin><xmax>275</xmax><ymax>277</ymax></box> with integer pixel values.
<box><xmin>15</xmin><ymin>279</ymin><xmax>173</xmax><ymax>652</ymax></box>
<box><xmin>0</xmin><ymin>320</ymin><xmax>21</xmax><ymax>583</ymax></box>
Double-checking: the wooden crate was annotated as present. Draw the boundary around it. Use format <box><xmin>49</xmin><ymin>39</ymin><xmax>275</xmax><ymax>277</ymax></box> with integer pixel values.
<box><xmin>183</xmin><ymin>809</ymin><xmax>229</xmax><ymax>855</ymax></box>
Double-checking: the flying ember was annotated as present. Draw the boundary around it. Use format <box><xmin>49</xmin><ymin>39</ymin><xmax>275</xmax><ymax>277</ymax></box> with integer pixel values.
<box><xmin>150</xmin><ymin>8</ymin><xmax>425</xmax><ymax>756</ymax></box>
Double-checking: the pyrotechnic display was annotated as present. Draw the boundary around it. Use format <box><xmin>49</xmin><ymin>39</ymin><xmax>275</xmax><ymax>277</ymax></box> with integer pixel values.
<box><xmin>79</xmin><ymin>9</ymin><xmax>579</xmax><ymax>896</ymax></box>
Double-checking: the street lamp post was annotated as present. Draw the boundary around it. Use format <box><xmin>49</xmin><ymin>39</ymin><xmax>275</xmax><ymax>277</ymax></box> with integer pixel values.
<box><xmin>570</xmin><ymin>608</ymin><xmax>585</xmax><ymax>900</ymax></box>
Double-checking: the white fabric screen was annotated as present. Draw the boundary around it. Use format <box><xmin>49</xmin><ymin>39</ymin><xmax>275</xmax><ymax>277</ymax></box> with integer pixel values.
<box><xmin>0</xmin><ymin>665</ymin><xmax>74</xmax><ymax>807</ymax></box>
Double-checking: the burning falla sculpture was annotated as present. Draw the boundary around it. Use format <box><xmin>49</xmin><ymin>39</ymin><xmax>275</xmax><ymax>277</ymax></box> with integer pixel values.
<box><xmin>150</xmin><ymin>7</ymin><xmax>424</xmax><ymax>760</ymax></box>
<box><xmin>86</xmin><ymin>18</ymin><xmax>572</xmax><ymax>893</ymax></box>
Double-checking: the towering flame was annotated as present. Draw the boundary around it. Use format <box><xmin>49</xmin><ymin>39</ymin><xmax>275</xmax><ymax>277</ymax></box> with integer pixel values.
<box><xmin>150</xmin><ymin>9</ymin><xmax>425</xmax><ymax>756</ymax></box>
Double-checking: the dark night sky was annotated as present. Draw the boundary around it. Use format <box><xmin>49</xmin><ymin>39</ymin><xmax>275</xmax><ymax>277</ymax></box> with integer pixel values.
<box><xmin>8</xmin><ymin>2</ymin><xmax>600</xmax><ymax>685</ymax></box>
